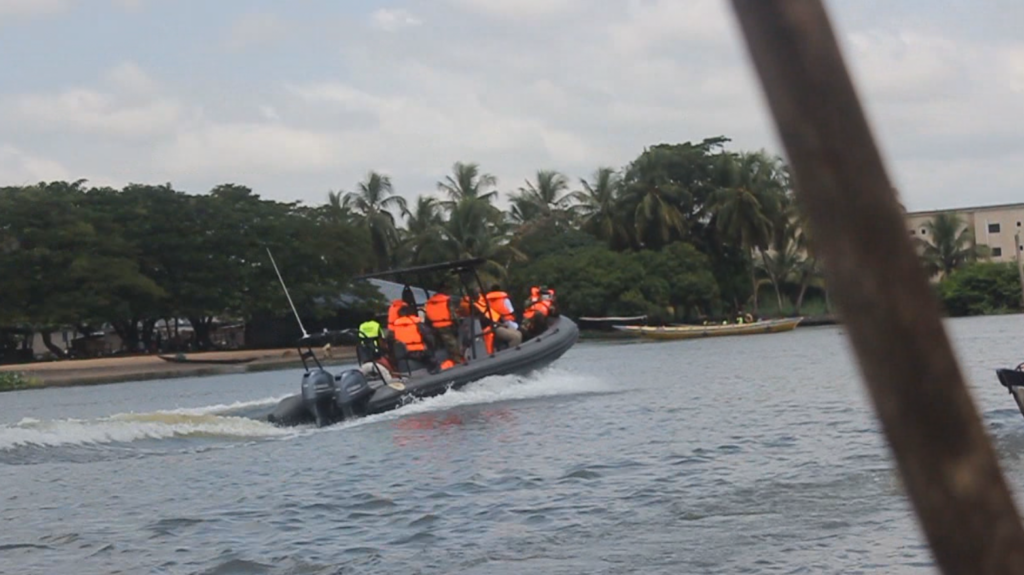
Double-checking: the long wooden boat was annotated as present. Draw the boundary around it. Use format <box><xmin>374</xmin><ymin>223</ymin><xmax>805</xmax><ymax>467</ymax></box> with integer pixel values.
<box><xmin>158</xmin><ymin>354</ymin><xmax>258</xmax><ymax>365</ymax></box>
<box><xmin>612</xmin><ymin>316</ymin><xmax>804</xmax><ymax>341</ymax></box>
<box><xmin>577</xmin><ymin>315</ymin><xmax>648</xmax><ymax>331</ymax></box>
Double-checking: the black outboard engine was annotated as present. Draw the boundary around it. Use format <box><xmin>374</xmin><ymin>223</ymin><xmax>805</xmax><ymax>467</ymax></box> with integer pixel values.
<box><xmin>300</xmin><ymin>368</ymin><xmax>374</xmax><ymax>427</ymax></box>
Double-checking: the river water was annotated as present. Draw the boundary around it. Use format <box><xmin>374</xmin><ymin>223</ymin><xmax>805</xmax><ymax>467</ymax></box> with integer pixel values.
<box><xmin>4</xmin><ymin>316</ymin><xmax>1024</xmax><ymax>574</ymax></box>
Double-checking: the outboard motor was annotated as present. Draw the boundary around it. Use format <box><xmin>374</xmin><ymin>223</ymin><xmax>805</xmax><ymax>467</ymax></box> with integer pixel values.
<box><xmin>300</xmin><ymin>368</ymin><xmax>374</xmax><ymax>427</ymax></box>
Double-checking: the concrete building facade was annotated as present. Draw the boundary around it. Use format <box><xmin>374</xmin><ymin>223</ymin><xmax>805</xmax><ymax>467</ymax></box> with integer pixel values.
<box><xmin>905</xmin><ymin>202</ymin><xmax>1024</xmax><ymax>263</ymax></box>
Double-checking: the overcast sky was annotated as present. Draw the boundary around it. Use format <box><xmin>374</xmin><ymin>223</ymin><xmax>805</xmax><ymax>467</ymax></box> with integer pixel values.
<box><xmin>0</xmin><ymin>0</ymin><xmax>1020</xmax><ymax>213</ymax></box>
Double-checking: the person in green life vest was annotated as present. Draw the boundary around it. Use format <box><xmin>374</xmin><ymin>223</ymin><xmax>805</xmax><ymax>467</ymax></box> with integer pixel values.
<box><xmin>358</xmin><ymin>316</ymin><xmax>384</xmax><ymax>360</ymax></box>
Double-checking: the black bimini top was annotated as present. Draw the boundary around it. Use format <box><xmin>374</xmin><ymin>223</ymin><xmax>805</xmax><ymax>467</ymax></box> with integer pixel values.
<box><xmin>353</xmin><ymin>258</ymin><xmax>487</xmax><ymax>281</ymax></box>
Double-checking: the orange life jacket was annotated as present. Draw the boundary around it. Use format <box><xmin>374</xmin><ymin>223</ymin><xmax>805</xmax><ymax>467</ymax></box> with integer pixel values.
<box><xmin>485</xmin><ymin>291</ymin><xmax>515</xmax><ymax>322</ymax></box>
<box><xmin>471</xmin><ymin>298</ymin><xmax>498</xmax><ymax>354</ymax></box>
<box><xmin>529</xmin><ymin>286</ymin><xmax>540</xmax><ymax>301</ymax></box>
<box><xmin>387</xmin><ymin>300</ymin><xmax>407</xmax><ymax>331</ymax></box>
<box><xmin>393</xmin><ymin>315</ymin><xmax>426</xmax><ymax>352</ymax></box>
<box><xmin>424</xmin><ymin>293</ymin><xmax>453</xmax><ymax>328</ymax></box>
<box><xmin>474</xmin><ymin>297</ymin><xmax>502</xmax><ymax>324</ymax></box>
<box><xmin>523</xmin><ymin>300</ymin><xmax>550</xmax><ymax>320</ymax></box>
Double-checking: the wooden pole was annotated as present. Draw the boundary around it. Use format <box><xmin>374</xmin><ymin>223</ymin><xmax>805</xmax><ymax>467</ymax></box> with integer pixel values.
<box><xmin>728</xmin><ymin>2</ymin><xmax>1024</xmax><ymax>573</ymax></box>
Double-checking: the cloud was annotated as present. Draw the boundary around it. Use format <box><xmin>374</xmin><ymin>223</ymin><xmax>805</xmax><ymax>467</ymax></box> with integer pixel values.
<box><xmin>6</xmin><ymin>86</ymin><xmax>182</xmax><ymax>140</ymax></box>
<box><xmin>0</xmin><ymin>0</ymin><xmax>68</xmax><ymax>18</ymax></box>
<box><xmin>104</xmin><ymin>61</ymin><xmax>159</xmax><ymax>95</ymax></box>
<box><xmin>445</xmin><ymin>0</ymin><xmax>583</xmax><ymax>20</ymax></box>
<box><xmin>369</xmin><ymin>8</ymin><xmax>421</xmax><ymax>32</ymax></box>
<box><xmin>0</xmin><ymin>144</ymin><xmax>71</xmax><ymax>184</ymax></box>
<box><xmin>0</xmin><ymin>1</ymin><xmax>1020</xmax><ymax>213</ymax></box>
<box><xmin>110</xmin><ymin>0</ymin><xmax>143</xmax><ymax>10</ymax></box>
<box><xmin>154</xmin><ymin>123</ymin><xmax>350</xmax><ymax>178</ymax></box>
<box><xmin>223</xmin><ymin>11</ymin><xmax>289</xmax><ymax>52</ymax></box>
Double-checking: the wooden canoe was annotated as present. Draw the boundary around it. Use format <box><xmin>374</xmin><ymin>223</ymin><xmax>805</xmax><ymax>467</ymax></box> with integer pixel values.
<box><xmin>612</xmin><ymin>317</ymin><xmax>804</xmax><ymax>341</ymax></box>
<box><xmin>157</xmin><ymin>354</ymin><xmax>258</xmax><ymax>365</ymax></box>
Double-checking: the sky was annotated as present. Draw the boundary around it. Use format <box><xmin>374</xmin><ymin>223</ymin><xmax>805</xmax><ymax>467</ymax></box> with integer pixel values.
<box><xmin>0</xmin><ymin>0</ymin><xmax>1021</xmax><ymax>213</ymax></box>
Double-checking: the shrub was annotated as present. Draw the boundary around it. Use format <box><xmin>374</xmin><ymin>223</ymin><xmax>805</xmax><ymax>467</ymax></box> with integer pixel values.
<box><xmin>0</xmin><ymin>371</ymin><xmax>36</xmax><ymax>391</ymax></box>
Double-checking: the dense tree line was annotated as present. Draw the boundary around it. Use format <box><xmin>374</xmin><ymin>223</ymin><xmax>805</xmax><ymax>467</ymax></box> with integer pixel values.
<box><xmin>1</xmin><ymin>136</ymin><xmax>839</xmax><ymax>360</ymax></box>
<box><xmin>913</xmin><ymin>212</ymin><xmax>1023</xmax><ymax>316</ymax></box>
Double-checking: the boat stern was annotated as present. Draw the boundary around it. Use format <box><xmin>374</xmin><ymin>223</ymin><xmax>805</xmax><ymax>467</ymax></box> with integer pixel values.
<box><xmin>996</xmin><ymin>365</ymin><xmax>1024</xmax><ymax>420</ymax></box>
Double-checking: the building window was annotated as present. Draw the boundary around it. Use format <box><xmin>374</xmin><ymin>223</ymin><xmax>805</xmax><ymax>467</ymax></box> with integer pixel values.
<box><xmin>1017</xmin><ymin>221</ymin><xmax>1021</xmax><ymax>227</ymax></box>
<box><xmin>909</xmin><ymin>229</ymin><xmax>916</xmax><ymax>235</ymax></box>
<box><xmin>992</xmin><ymin>247</ymin><xmax>1002</xmax><ymax>257</ymax></box>
<box><xmin>921</xmin><ymin>228</ymin><xmax>927</xmax><ymax>235</ymax></box>
<box><xmin>989</xmin><ymin>223</ymin><xmax>1001</xmax><ymax>233</ymax></box>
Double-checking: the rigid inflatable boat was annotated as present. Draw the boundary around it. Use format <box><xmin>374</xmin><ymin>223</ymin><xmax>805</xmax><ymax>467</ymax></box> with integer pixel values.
<box><xmin>264</xmin><ymin>256</ymin><xmax>579</xmax><ymax>428</ymax></box>
<box><xmin>267</xmin><ymin>315</ymin><xmax>578</xmax><ymax>427</ymax></box>
<box><xmin>996</xmin><ymin>363</ymin><xmax>1024</xmax><ymax>420</ymax></box>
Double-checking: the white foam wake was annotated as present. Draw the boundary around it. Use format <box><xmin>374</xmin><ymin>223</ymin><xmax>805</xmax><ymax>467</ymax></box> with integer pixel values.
<box><xmin>0</xmin><ymin>395</ymin><xmax>295</xmax><ymax>451</ymax></box>
<box><xmin>0</xmin><ymin>368</ymin><xmax>608</xmax><ymax>450</ymax></box>
<box><xmin>327</xmin><ymin>366</ymin><xmax>609</xmax><ymax>431</ymax></box>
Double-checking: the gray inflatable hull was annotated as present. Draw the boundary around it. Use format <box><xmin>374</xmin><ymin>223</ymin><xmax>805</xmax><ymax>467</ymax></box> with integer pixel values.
<box><xmin>268</xmin><ymin>317</ymin><xmax>579</xmax><ymax>426</ymax></box>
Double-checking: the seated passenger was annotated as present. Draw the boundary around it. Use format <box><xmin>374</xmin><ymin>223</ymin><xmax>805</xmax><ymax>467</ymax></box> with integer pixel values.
<box><xmin>392</xmin><ymin>306</ymin><xmax>438</xmax><ymax>372</ymax></box>
<box><xmin>425</xmin><ymin>284</ymin><xmax>464</xmax><ymax>363</ymax></box>
<box><xmin>475</xmin><ymin>290</ymin><xmax>522</xmax><ymax>351</ymax></box>
<box><xmin>521</xmin><ymin>297</ymin><xmax>550</xmax><ymax>339</ymax></box>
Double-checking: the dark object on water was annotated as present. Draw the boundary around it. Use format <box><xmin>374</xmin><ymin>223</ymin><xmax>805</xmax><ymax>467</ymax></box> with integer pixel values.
<box><xmin>157</xmin><ymin>354</ymin><xmax>257</xmax><ymax>365</ymax></box>
<box><xmin>268</xmin><ymin>315</ymin><xmax>578</xmax><ymax>428</ymax></box>
<box><xmin>996</xmin><ymin>364</ymin><xmax>1024</xmax><ymax>418</ymax></box>
<box><xmin>266</xmin><ymin>257</ymin><xmax>579</xmax><ymax>428</ymax></box>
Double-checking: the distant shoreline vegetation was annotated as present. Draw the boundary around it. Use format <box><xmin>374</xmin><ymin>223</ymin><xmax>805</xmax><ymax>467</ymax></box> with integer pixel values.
<box><xmin>0</xmin><ymin>136</ymin><xmax>1015</xmax><ymax>362</ymax></box>
<box><xmin>0</xmin><ymin>371</ymin><xmax>38</xmax><ymax>391</ymax></box>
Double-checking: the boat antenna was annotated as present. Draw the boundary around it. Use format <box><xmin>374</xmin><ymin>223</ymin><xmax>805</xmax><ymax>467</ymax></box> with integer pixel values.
<box><xmin>266</xmin><ymin>247</ymin><xmax>309</xmax><ymax>339</ymax></box>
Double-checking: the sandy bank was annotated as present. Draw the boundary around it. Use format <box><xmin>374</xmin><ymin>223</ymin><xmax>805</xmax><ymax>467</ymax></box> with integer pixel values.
<box><xmin>0</xmin><ymin>347</ymin><xmax>358</xmax><ymax>390</ymax></box>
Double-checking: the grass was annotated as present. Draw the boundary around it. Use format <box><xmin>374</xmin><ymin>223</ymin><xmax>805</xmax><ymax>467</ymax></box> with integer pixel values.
<box><xmin>0</xmin><ymin>371</ymin><xmax>41</xmax><ymax>391</ymax></box>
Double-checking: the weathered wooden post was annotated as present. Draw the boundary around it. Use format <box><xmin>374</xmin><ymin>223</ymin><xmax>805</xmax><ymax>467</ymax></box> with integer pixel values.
<box><xmin>728</xmin><ymin>1</ymin><xmax>1024</xmax><ymax>573</ymax></box>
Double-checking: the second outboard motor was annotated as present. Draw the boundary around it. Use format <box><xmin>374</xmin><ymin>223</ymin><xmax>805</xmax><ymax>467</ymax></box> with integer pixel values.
<box><xmin>300</xmin><ymin>368</ymin><xmax>374</xmax><ymax>428</ymax></box>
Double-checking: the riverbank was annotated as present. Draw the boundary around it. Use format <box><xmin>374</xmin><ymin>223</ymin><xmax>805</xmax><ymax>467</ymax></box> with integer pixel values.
<box><xmin>0</xmin><ymin>347</ymin><xmax>357</xmax><ymax>391</ymax></box>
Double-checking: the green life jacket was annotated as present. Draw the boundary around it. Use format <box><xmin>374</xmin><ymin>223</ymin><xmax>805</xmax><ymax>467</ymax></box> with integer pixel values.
<box><xmin>359</xmin><ymin>320</ymin><xmax>381</xmax><ymax>340</ymax></box>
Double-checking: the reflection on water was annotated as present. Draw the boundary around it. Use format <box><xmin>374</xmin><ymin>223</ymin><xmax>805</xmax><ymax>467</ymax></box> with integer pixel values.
<box><xmin>2</xmin><ymin>315</ymin><xmax>1024</xmax><ymax>574</ymax></box>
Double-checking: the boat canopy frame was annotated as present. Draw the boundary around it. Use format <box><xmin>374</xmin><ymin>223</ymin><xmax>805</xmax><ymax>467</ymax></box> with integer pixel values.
<box><xmin>353</xmin><ymin>257</ymin><xmax>506</xmax><ymax>365</ymax></box>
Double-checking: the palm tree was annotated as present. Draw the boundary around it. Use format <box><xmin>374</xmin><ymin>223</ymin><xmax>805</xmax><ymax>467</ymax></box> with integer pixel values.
<box><xmin>336</xmin><ymin>171</ymin><xmax>407</xmax><ymax>271</ymax></box>
<box><xmin>397</xmin><ymin>196</ymin><xmax>448</xmax><ymax>266</ymax></box>
<box><xmin>570</xmin><ymin>167</ymin><xmax>627</xmax><ymax>247</ymax></box>
<box><xmin>619</xmin><ymin>152</ymin><xmax>688</xmax><ymax>249</ymax></box>
<box><xmin>437</xmin><ymin>162</ymin><xmax>499</xmax><ymax>206</ymax></box>
<box><xmin>707</xmin><ymin>151</ymin><xmax>789</xmax><ymax>314</ymax></box>
<box><xmin>444</xmin><ymin>199</ymin><xmax>524</xmax><ymax>283</ymax></box>
<box><xmin>917</xmin><ymin>212</ymin><xmax>988</xmax><ymax>278</ymax></box>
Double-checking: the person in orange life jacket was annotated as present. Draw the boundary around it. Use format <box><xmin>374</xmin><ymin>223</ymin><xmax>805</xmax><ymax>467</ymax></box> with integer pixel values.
<box><xmin>522</xmin><ymin>295</ymin><xmax>551</xmax><ymax>338</ymax></box>
<box><xmin>485</xmin><ymin>284</ymin><xmax>517</xmax><ymax>327</ymax></box>
<box><xmin>539</xmin><ymin>286</ymin><xmax>559</xmax><ymax>317</ymax></box>
<box><xmin>424</xmin><ymin>283</ymin><xmax>463</xmax><ymax>363</ymax></box>
<box><xmin>387</xmin><ymin>299</ymin><xmax>408</xmax><ymax>332</ymax></box>
<box><xmin>392</xmin><ymin>305</ymin><xmax>439</xmax><ymax>371</ymax></box>
<box><xmin>478</xmin><ymin>285</ymin><xmax>522</xmax><ymax>350</ymax></box>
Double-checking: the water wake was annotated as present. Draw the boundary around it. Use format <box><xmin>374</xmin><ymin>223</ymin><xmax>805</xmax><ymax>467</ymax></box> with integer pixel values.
<box><xmin>0</xmin><ymin>395</ymin><xmax>294</xmax><ymax>452</ymax></box>
<box><xmin>326</xmin><ymin>366</ymin><xmax>610</xmax><ymax>432</ymax></box>
<box><xmin>0</xmin><ymin>367</ymin><xmax>607</xmax><ymax>453</ymax></box>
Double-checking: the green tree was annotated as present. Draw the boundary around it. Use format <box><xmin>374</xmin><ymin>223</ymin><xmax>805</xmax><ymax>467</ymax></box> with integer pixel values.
<box><xmin>335</xmin><ymin>171</ymin><xmax>406</xmax><ymax>271</ymax></box>
<box><xmin>938</xmin><ymin>262</ymin><xmax>1022</xmax><ymax>316</ymax></box>
<box><xmin>437</xmin><ymin>161</ymin><xmax>499</xmax><ymax>206</ymax></box>
<box><xmin>917</xmin><ymin>212</ymin><xmax>988</xmax><ymax>278</ymax></box>
<box><xmin>570</xmin><ymin>167</ymin><xmax>627</xmax><ymax>248</ymax></box>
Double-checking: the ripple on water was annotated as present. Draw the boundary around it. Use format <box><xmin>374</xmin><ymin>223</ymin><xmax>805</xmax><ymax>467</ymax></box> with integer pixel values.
<box><xmin>9</xmin><ymin>323</ymin><xmax>1018</xmax><ymax>574</ymax></box>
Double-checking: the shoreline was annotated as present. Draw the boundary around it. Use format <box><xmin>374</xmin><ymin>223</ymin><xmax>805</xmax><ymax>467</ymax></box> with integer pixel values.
<box><xmin>0</xmin><ymin>347</ymin><xmax>358</xmax><ymax>392</ymax></box>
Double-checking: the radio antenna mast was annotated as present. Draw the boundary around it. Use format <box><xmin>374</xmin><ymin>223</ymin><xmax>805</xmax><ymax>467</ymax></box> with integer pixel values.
<box><xmin>266</xmin><ymin>247</ymin><xmax>308</xmax><ymax>339</ymax></box>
